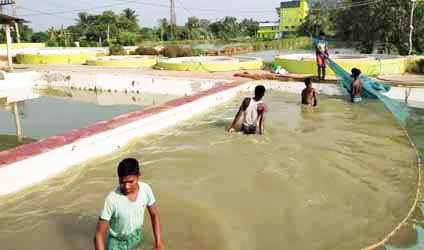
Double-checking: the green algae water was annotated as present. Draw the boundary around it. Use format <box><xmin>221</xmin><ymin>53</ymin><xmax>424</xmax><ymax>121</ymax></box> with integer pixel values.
<box><xmin>0</xmin><ymin>91</ymin><xmax>418</xmax><ymax>250</ymax></box>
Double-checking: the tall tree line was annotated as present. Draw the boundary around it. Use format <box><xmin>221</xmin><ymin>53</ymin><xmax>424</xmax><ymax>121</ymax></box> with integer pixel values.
<box><xmin>300</xmin><ymin>0</ymin><xmax>424</xmax><ymax>55</ymax></box>
<box><xmin>13</xmin><ymin>10</ymin><xmax>259</xmax><ymax>47</ymax></box>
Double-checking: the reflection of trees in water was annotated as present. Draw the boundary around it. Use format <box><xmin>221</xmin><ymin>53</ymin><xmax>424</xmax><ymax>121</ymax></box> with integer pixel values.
<box><xmin>406</xmin><ymin>107</ymin><xmax>424</xmax><ymax>160</ymax></box>
<box><xmin>17</xmin><ymin>101</ymin><xmax>26</xmax><ymax>119</ymax></box>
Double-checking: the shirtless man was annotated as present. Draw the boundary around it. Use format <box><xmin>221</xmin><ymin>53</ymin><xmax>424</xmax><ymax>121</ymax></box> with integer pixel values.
<box><xmin>301</xmin><ymin>77</ymin><xmax>318</xmax><ymax>107</ymax></box>
<box><xmin>351</xmin><ymin>68</ymin><xmax>363</xmax><ymax>103</ymax></box>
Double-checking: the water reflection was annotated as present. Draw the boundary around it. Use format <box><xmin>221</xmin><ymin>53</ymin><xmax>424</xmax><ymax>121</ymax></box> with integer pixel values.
<box><xmin>0</xmin><ymin>87</ymin><xmax>180</xmax><ymax>151</ymax></box>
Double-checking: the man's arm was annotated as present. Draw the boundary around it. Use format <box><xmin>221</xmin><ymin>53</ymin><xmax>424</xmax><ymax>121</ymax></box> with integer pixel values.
<box><xmin>94</xmin><ymin>219</ymin><xmax>109</xmax><ymax>250</ymax></box>
<box><xmin>148</xmin><ymin>204</ymin><xmax>164</xmax><ymax>250</ymax></box>
<box><xmin>313</xmin><ymin>89</ymin><xmax>318</xmax><ymax>107</ymax></box>
<box><xmin>258</xmin><ymin>104</ymin><xmax>267</xmax><ymax>135</ymax></box>
<box><xmin>228</xmin><ymin>98</ymin><xmax>249</xmax><ymax>132</ymax></box>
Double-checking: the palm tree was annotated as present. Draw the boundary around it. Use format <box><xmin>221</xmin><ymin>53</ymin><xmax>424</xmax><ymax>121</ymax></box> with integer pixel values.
<box><xmin>122</xmin><ymin>8</ymin><xmax>138</xmax><ymax>24</ymax></box>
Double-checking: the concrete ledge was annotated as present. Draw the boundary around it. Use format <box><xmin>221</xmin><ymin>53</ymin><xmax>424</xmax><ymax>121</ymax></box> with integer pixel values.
<box><xmin>274</xmin><ymin>54</ymin><xmax>408</xmax><ymax>76</ymax></box>
<box><xmin>0</xmin><ymin>81</ymin><xmax>245</xmax><ymax>195</ymax></box>
<box><xmin>35</xmin><ymin>71</ymin><xmax>228</xmax><ymax>96</ymax></box>
<box><xmin>16</xmin><ymin>51</ymin><xmax>106</xmax><ymax>65</ymax></box>
<box><xmin>0</xmin><ymin>43</ymin><xmax>45</xmax><ymax>50</ymax></box>
<box><xmin>156</xmin><ymin>56</ymin><xmax>264</xmax><ymax>72</ymax></box>
<box><xmin>86</xmin><ymin>55</ymin><xmax>158</xmax><ymax>68</ymax></box>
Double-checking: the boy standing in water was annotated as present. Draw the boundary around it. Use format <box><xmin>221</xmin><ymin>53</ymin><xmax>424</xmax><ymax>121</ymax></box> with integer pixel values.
<box><xmin>228</xmin><ymin>85</ymin><xmax>267</xmax><ymax>135</ymax></box>
<box><xmin>314</xmin><ymin>32</ymin><xmax>329</xmax><ymax>81</ymax></box>
<box><xmin>301</xmin><ymin>77</ymin><xmax>318</xmax><ymax>107</ymax></box>
<box><xmin>94</xmin><ymin>158</ymin><xmax>164</xmax><ymax>250</ymax></box>
<box><xmin>351</xmin><ymin>68</ymin><xmax>363</xmax><ymax>103</ymax></box>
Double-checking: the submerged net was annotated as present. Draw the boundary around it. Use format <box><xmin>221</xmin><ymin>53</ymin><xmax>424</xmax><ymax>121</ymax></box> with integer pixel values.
<box><xmin>324</xmin><ymin>58</ymin><xmax>424</xmax><ymax>250</ymax></box>
<box><xmin>325</xmin><ymin>58</ymin><xmax>410</xmax><ymax>126</ymax></box>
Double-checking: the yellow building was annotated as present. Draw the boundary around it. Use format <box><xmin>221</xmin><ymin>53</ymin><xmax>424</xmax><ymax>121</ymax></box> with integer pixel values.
<box><xmin>279</xmin><ymin>0</ymin><xmax>309</xmax><ymax>33</ymax></box>
<box><xmin>257</xmin><ymin>0</ymin><xmax>309</xmax><ymax>39</ymax></box>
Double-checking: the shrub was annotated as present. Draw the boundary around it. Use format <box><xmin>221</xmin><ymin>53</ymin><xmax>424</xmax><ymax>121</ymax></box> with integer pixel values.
<box><xmin>162</xmin><ymin>46</ymin><xmax>178</xmax><ymax>58</ymax></box>
<box><xmin>417</xmin><ymin>59</ymin><xmax>424</xmax><ymax>74</ymax></box>
<box><xmin>133</xmin><ymin>47</ymin><xmax>159</xmax><ymax>55</ymax></box>
<box><xmin>118</xmin><ymin>32</ymin><xmax>138</xmax><ymax>46</ymax></box>
<box><xmin>109</xmin><ymin>44</ymin><xmax>127</xmax><ymax>56</ymax></box>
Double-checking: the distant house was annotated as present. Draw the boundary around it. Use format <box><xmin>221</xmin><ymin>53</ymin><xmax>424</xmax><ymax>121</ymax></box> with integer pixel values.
<box><xmin>256</xmin><ymin>22</ymin><xmax>280</xmax><ymax>39</ymax></box>
<box><xmin>257</xmin><ymin>0</ymin><xmax>309</xmax><ymax>39</ymax></box>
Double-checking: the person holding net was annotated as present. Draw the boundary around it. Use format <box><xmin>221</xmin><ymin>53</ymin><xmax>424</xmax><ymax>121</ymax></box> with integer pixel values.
<box><xmin>314</xmin><ymin>32</ymin><xmax>329</xmax><ymax>81</ymax></box>
<box><xmin>350</xmin><ymin>68</ymin><xmax>363</xmax><ymax>103</ymax></box>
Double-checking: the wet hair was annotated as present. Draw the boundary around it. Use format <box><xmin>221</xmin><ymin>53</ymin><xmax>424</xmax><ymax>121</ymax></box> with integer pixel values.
<box><xmin>351</xmin><ymin>68</ymin><xmax>361</xmax><ymax>78</ymax></box>
<box><xmin>117</xmin><ymin>158</ymin><xmax>140</xmax><ymax>177</ymax></box>
<box><xmin>254</xmin><ymin>85</ymin><xmax>266</xmax><ymax>98</ymax></box>
<box><xmin>304</xmin><ymin>77</ymin><xmax>312</xmax><ymax>86</ymax></box>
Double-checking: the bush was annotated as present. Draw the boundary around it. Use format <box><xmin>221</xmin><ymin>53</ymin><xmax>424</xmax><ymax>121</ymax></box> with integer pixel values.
<box><xmin>46</xmin><ymin>40</ymin><xmax>59</xmax><ymax>47</ymax></box>
<box><xmin>192</xmin><ymin>48</ymin><xmax>205</xmax><ymax>56</ymax></box>
<box><xmin>109</xmin><ymin>44</ymin><xmax>127</xmax><ymax>56</ymax></box>
<box><xmin>162</xmin><ymin>46</ymin><xmax>179</xmax><ymax>58</ymax></box>
<box><xmin>162</xmin><ymin>46</ymin><xmax>193</xmax><ymax>58</ymax></box>
<box><xmin>133</xmin><ymin>47</ymin><xmax>159</xmax><ymax>55</ymax></box>
<box><xmin>417</xmin><ymin>59</ymin><xmax>424</xmax><ymax>74</ymax></box>
<box><xmin>118</xmin><ymin>32</ymin><xmax>138</xmax><ymax>46</ymax></box>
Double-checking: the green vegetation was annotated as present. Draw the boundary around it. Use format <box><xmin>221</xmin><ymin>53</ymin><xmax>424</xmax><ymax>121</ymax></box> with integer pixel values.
<box><xmin>7</xmin><ymin>1</ymin><xmax>422</xmax><ymax>57</ymax></box>
<box><xmin>109</xmin><ymin>44</ymin><xmax>127</xmax><ymax>56</ymax></box>
<box><xmin>300</xmin><ymin>0</ymin><xmax>424</xmax><ymax>55</ymax></box>
<box><xmin>21</xmin><ymin>10</ymin><xmax>259</xmax><ymax>48</ymax></box>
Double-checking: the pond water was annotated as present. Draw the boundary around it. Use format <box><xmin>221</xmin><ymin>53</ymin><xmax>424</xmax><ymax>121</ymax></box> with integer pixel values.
<box><xmin>0</xmin><ymin>91</ymin><xmax>418</xmax><ymax>250</ymax></box>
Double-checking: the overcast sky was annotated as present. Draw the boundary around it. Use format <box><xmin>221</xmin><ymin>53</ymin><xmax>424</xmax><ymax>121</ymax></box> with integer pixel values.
<box><xmin>13</xmin><ymin>0</ymin><xmax>283</xmax><ymax>31</ymax></box>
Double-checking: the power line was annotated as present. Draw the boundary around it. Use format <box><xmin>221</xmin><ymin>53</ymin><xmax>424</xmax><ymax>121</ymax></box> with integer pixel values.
<box><xmin>175</xmin><ymin>0</ymin><xmax>195</xmax><ymax>16</ymax></box>
<box><xmin>18</xmin><ymin>0</ymin><xmax>275</xmax><ymax>18</ymax></box>
<box><xmin>311</xmin><ymin>0</ymin><xmax>383</xmax><ymax>11</ymax></box>
<box><xmin>17</xmin><ymin>6</ymin><xmax>78</xmax><ymax>21</ymax></box>
<box><xmin>18</xmin><ymin>0</ymin><xmax>146</xmax><ymax>17</ymax></box>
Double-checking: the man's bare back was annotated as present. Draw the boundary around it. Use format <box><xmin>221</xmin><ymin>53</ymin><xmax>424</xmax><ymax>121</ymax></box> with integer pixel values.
<box><xmin>301</xmin><ymin>87</ymin><xmax>318</xmax><ymax>107</ymax></box>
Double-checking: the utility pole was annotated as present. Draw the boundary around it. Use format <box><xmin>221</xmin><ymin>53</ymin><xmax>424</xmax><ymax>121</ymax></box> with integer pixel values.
<box><xmin>107</xmin><ymin>24</ymin><xmax>110</xmax><ymax>44</ymax></box>
<box><xmin>12</xmin><ymin>0</ymin><xmax>19</xmax><ymax>43</ymax></box>
<box><xmin>0</xmin><ymin>0</ymin><xmax>16</xmax><ymax>70</ymax></box>
<box><xmin>409</xmin><ymin>0</ymin><xmax>417</xmax><ymax>55</ymax></box>
<box><xmin>170</xmin><ymin>0</ymin><xmax>176</xmax><ymax>40</ymax></box>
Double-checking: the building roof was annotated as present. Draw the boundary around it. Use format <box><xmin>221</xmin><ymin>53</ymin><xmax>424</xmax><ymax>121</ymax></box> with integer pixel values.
<box><xmin>0</xmin><ymin>13</ymin><xmax>28</xmax><ymax>25</ymax></box>
<box><xmin>280</xmin><ymin>0</ymin><xmax>301</xmax><ymax>8</ymax></box>
<box><xmin>0</xmin><ymin>0</ymin><xmax>16</xmax><ymax>6</ymax></box>
<box><xmin>259</xmin><ymin>22</ymin><xmax>280</xmax><ymax>27</ymax></box>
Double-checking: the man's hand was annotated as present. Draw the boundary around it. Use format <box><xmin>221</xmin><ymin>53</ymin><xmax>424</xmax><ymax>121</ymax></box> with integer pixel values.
<box><xmin>154</xmin><ymin>241</ymin><xmax>165</xmax><ymax>250</ymax></box>
<box><xmin>228</xmin><ymin>127</ymin><xmax>236</xmax><ymax>133</ymax></box>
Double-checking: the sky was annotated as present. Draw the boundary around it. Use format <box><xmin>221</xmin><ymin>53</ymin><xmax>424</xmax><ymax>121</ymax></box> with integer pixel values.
<box><xmin>12</xmin><ymin>0</ymin><xmax>284</xmax><ymax>31</ymax></box>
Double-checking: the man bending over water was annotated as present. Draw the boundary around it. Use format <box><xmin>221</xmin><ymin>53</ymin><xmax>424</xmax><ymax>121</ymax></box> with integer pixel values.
<box><xmin>301</xmin><ymin>77</ymin><xmax>318</xmax><ymax>107</ymax></box>
<box><xmin>94</xmin><ymin>158</ymin><xmax>164</xmax><ymax>250</ymax></box>
<box><xmin>228</xmin><ymin>85</ymin><xmax>267</xmax><ymax>135</ymax></box>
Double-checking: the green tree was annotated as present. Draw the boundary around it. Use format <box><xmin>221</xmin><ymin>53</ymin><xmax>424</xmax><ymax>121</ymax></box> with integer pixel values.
<box><xmin>157</xmin><ymin>18</ymin><xmax>171</xmax><ymax>41</ymax></box>
<box><xmin>299</xmin><ymin>1</ymin><xmax>334</xmax><ymax>37</ymax></box>
<box><xmin>332</xmin><ymin>0</ymin><xmax>424</xmax><ymax>54</ymax></box>
<box><xmin>31</xmin><ymin>32</ymin><xmax>48</xmax><ymax>43</ymax></box>
<box><xmin>240</xmin><ymin>18</ymin><xmax>259</xmax><ymax>37</ymax></box>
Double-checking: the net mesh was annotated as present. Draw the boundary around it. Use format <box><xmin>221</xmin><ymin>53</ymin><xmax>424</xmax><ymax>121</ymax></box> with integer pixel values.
<box><xmin>326</xmin><ymin>58</ymin><xmax>410</xmax><ymax>126</ymax></box>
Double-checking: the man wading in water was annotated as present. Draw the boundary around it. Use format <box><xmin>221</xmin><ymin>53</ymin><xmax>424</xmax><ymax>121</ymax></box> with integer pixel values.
<box><xmin>301</xmin><ymin>77</ymin><xmax>318</xmax><ymax>107</ymax></box>
<box><xmin>228</xmin><ymin>85</ymin><xmax>267</xmax><ymax>135</ymax></box>
<box><xmin>94</xmin><ymin>158</ymin><xmax>164</xmax><ymax>250</ymax></box>
<box><xmin>350</xmin><ymin>68</ymin><xmax>363</xmax><ymax>103</ymax></box>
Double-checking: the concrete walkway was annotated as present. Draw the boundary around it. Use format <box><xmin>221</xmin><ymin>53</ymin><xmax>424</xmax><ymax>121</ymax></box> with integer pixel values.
<box><xmin>377</xmin><ymin>74</ymin><xmax>424</xmax><ymax>87</ymax></box>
